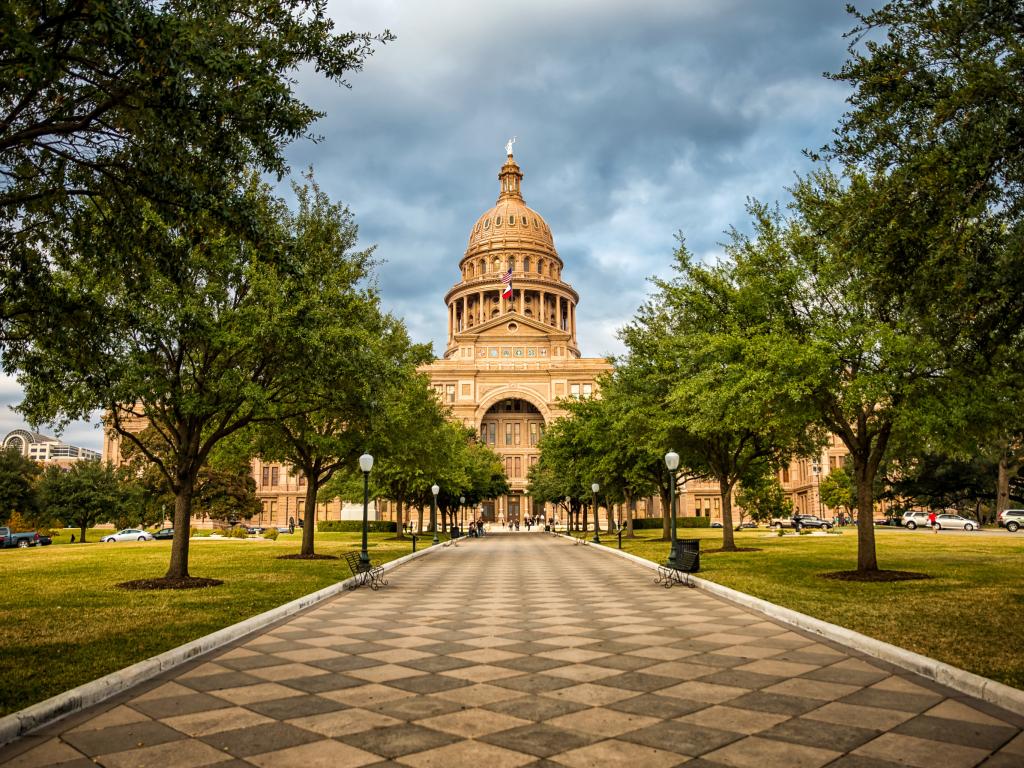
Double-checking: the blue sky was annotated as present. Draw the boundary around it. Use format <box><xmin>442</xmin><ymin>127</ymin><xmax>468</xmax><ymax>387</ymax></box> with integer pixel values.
<box><xmin>1</xmin><ymin>0</ymin><xmax>856</xmax><ymax>451</ymax></box>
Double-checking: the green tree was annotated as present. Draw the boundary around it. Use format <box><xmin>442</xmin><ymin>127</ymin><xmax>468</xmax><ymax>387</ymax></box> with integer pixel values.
<box><xmin>10</xmin><ymin>178</ymin><xmax>338</xmax><ymax>581</ymax></box>
<box><xmin>736</xmin><ymin>469</ymin><xmax>792</xmax><ymax>526</ymax></box>
<box><xmin>38</xmin><ymin>460</ymin><xmax>126</xmax><ymax>542</ymax></box>
<box><xmin>619</xmin><ymin>239</ymin><xmax>820</xmax><ymax>551</ymax></box>
<box><xmin>818</xmin><ymin>467</ymin><xmax>854</xmax><ymax>520</ymax></box>
<box><xmin>1</xmin><ymin>0</ymin><xmax>391</xmax><ymax>345</ymax></box>
<box><xmin>0</xmin><ymin>446</ymin><xmax>40</xmax><ymax>525</ymax></box>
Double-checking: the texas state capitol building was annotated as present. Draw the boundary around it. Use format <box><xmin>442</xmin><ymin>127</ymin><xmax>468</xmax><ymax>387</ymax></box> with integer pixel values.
<box><xmin>420</xmin><ymin>148</ymin><xmax>611</xmax><ymax>523</ymax></box>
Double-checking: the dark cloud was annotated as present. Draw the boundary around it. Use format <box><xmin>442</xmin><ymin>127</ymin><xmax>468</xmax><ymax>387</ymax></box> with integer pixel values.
<box><xmin>0</xmin><ymin>1</ymin><xmax>857</xmax><ymax>449</ymax></box>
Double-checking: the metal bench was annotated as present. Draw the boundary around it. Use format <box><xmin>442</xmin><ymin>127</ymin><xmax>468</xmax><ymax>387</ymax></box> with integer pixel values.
<box><xmin>654</xmin><ymin>549</ymin><xmax>699</xmax><ymax>588</ymax></box>
<box><xmin>343</xmin><ymin>551</ymin><xmax>387</xmax><ymax>590</ymax></box>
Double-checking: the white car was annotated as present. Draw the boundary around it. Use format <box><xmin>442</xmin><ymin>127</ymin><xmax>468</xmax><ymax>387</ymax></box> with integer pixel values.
<box><xmin>101</xmin><ymin>529</ymin><xmax>155</xmax><ymax>542</ymax></box>
<box><xmin>932</xmin><ymin>514</ymin><xmax>978</xmax><ymax>531</ymax></box>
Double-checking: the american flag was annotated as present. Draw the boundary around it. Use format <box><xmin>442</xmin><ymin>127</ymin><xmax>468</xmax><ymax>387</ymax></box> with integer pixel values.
<box><xmin>501</xmin><ymin>265</ymin><xmax>513</xmax><ymax>299</ymax></box>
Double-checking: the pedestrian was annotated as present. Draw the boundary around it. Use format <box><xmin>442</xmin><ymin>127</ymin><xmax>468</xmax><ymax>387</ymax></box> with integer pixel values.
<box><xmin>928</xmin><ymin>510</ymin><xmax>938</xmax><ymax>532</ymax></box>
<box><xmin>70</xmin><ymin>533</ymin><xmax>75</xmax><ymax>543</ymax></box>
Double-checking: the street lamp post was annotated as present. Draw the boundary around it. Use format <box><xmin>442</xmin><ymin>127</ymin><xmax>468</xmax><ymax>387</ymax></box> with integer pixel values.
<box><xmin>665</xmin><ymin>450</ymin><xmax>680</xmax><ymax>567</ymax></box>
<box><xmin>591</xmin><ymin>483</ymin><xmax>601</xmax><ymax>544</ymax></box>
<box><xmin>359</xmin><ymin>453</ymin><xmax>374</xmax><ymax>566</ymax></box>
<box><xmin>431</xmin><ymin>484</ymin><xmax>440</xmax><ymax>546</ymax></box>
<box><xmin>459</xmin><ymin>496</ymin><xmax>465</xmax><ymax>534</ymax></box>
<box><xmin>565</xmin><ymin>496</ymin><xmax>571</xmax><ymax>532</ymax></box>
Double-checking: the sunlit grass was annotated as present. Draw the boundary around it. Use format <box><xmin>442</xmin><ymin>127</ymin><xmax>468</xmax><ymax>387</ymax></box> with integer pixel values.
<box><xmin>606</xmin><ymin>527</ymin><xmax>1024</xmax><ymax>690</ymax></box>
<box><xmin>0</xmin><ymin>532</ymin><xmax>425</xmax><ymax>715</ymax></box>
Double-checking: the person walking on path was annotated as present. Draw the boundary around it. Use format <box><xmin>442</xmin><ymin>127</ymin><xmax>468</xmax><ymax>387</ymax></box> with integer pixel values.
<box><xmin>928</xmin><ymin>510</ymin><xmax>938</xmax><ymax>532</ymax></box>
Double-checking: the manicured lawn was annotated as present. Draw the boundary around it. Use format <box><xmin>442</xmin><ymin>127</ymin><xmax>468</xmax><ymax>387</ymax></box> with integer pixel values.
<box><xmin>603</xmin><ymin>527</ymin><xmax>1024</xmax><ymax>690</ymax></box>
<box><xmin>0</xmin><ymin>532</ymin><xmax>428</xmax><ymax>716</ymax></box>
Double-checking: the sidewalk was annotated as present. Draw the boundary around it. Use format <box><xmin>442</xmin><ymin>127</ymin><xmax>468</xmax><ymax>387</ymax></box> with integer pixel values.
<box><xmin>2</xmin><ymin>534</ymin><xmax>1022</xmax><ymax>767</ymax></box>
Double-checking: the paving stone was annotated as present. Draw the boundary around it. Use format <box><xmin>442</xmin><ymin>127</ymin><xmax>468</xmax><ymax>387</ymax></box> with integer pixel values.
<box><xmin>245</xmin><ymin>693</ymin><xmax>346</xmax><ymax>719</ymax></box>
<box><xmin>339</xmin><ymin>724</ymin><xmax>461</xmax><ymax>759</ymax></box>
<box><xmin>61</xmin><ymin>720</ymin><xmax>185</xmax><ymax>757</ymax></box>
<box><xmin>619</xmin><ymin>719</ymin><xmax>745</xmax><ymax>756</ymax></box>
<box><xmin>892</xmin><ymin>714</ymin><xmax>1019</xmax><ymax>750</ymax></box>
<box><xmin>756</xmin><ymin>718</ymin><xmax>881</xmax><ymax>752</ymax></box>
<box><xmin>479</xmin><ymin>723</ymin><xmax>598</xmax><ymax>758</ymax></box>
<box><xmin>199</xmin><ymin>721</ymin><xmax>321</xmax><ymax>757</ymax></box>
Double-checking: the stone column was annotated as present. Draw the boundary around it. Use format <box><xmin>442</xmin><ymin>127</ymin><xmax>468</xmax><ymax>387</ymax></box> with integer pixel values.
<box><xmin>540</xmin><ymin>290</ymin><xmax>547</xmax><ymax>325</ymax></box>
<box><xmin>479</xmin><ymin>290</ymin><xmax>484</xmax><ymax>324</ymax></box>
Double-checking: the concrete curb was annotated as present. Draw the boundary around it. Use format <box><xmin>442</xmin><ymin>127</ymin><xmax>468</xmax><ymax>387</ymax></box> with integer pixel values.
<box><xmin>556</xmin><ymin>532</ymin><xmax>1024</xmax><ymax>717</ymax></box>
<box><xmin>0</xmin><ymin>543</ymin><xmax>442</xmax><ymax>748</ymax></box>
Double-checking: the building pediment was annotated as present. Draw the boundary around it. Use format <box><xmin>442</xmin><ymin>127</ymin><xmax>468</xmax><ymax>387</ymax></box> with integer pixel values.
<box><xmin>456</xmin><ymin>312</ymin><xmax>570</xmax><ymax>343</ymax></box>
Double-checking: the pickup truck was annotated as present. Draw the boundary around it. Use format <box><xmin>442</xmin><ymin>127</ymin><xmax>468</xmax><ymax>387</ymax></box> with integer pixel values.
<box><xmin>770</xmin><ymin>515</ymin><xmax>833</xmax><ymax>531</ymax></box>
<box><xmin>0</xmin><ymin>526</ymin><xmax>40</xmax><ymax>548</ymax></box>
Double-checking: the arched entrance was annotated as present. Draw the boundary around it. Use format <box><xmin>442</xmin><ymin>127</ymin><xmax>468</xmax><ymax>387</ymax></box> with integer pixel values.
<box><xmin>479</xmin><ymin>397</ymin><xmax>545</xmax><ymax>524</ymax></box>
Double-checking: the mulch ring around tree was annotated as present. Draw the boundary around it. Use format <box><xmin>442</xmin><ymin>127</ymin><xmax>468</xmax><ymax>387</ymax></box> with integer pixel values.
<box><xmin>702</xmin><ymin>547</ymin><xmax>762</xmax><ymax>553</ymax></box>
<box><xmin>116</xmin><ymin>577</ymin><xmax>224</xmax><ymax>590</ymax></box>
<box><xmin>276</xmin><ymin>553</ymin><xmax>338</xmax><ymax>560</ymax></box>
<box><xmin>819</xmin><ymin>570</ymin><xmax>932</xmax><ymax>583</ymax></box>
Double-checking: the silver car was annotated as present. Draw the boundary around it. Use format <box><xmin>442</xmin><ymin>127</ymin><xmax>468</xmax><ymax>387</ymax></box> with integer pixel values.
<box><xmin>932</xmin><ymin>514</ymin><xmax>978</xmax><ymax>531</ymax></box>
<box><xmin>100</xmin><ymin>528</ymin><xmax>155</xmax><ymax>542</ymax></box>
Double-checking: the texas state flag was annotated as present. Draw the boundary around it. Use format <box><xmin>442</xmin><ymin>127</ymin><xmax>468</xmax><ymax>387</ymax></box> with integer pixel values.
<box><xmin>501</xmin><ymin>266</ymin><xmax>513</xmax><ymax>299</ymax></box>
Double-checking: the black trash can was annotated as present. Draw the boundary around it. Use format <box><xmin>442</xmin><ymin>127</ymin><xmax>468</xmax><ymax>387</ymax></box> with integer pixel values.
<box><xmin>675</xmin><ymin>538</ymin><xmax>700</xmax><ymax>572</ymax></box>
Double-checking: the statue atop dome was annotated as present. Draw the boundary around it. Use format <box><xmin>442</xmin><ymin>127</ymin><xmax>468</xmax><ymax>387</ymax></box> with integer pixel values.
<box><xmin>505</xmin><ymin>136</ymin><xmax>516</xmax><ymax>156</ymax></box>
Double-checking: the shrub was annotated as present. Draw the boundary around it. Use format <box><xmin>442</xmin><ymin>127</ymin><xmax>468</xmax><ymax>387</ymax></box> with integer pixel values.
<box><xmin>263</xmin><ymin>528</ymin><xmax>279</xmax><ymax>540</ymax></box>
<box><xmin>630</xmin><ymin>517</ymin><xmax>711</xmax><ymax>530</ymax></box>
<box><xmin>227</xmin><ymin>526</ymin><xmax>248</xmax><ymax>539</ymax></box>
<box><xmin>318</xmin><ymin>520</ymin><xmax>398</xmax><ymax>533</ymax></box>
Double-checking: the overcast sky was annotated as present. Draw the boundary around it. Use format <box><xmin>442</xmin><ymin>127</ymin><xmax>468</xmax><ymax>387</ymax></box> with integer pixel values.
<box><xmin>2</xmin><ymin>0</ymin><xmax>856</xmax><ymax>452</ymax></box>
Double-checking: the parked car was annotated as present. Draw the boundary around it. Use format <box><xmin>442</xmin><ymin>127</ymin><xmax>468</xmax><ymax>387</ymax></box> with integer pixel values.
<box><xmin>738</xmin><ymin>522</ymin><xmax>758</xmax><ymax>529</ymax></box>
<box><xmin>772</xmin><ymin>515</ymin><xmax>833</xmax><ymax>530</ymax></box>
<box><xmin>932</xmin><ymin>513</ymin><xmax>978</xmax><ymax>531</ymax></box>
<box><xmin>100</xmin><ymin>529</ymin><xmax>155</xmax><ymax>542</ymax></box>
<box><xmin>902</xmin><ymin>511</ymin><xmax>932</xmax><ymax>530</ymax></box>
<box><xmin>874</xmin><ymin>518</ymin><xmax>896</xmax><ymax>526</ymax></box>
<box><xmin>0</xmin><ymin>526</ymin><xmax>39</xmax><ymax>548</ymax></box>
<box><xmin>153</xmin><ymin>528</ymin><xmax>174</xmax><ymax>540</ymax></box>
<box><xmin>711</xmin><ymin>522</ymin><xmax>723</xmax><ymax>528</ymax></box>
<box><xmin>245</xmin><ymin>526</ymin><xmax>263</xmax><ymax>534</ymax></box>
<box><xmin>997</xmin><ymin>509</ymin><xmax>1024</xmax><ymax>533</ymax></box>
<box><xmin>36</xmin><ymin>534</ymin><xmax>52</xmax><ymax>545</ymax></box>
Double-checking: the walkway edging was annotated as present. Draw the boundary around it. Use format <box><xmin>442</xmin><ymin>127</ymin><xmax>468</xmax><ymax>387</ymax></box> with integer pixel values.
<box><xmin>0</xmin><ymin>543</ymin><xmax>442</xmax><ymax>748</ymax></box>
<box><xmin>557</xmin><ymin>533</ymin><xmax>1024</xmax><ymax>717</ymax></box>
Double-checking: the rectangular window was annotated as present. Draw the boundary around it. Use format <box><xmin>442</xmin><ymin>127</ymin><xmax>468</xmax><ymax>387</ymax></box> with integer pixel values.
<box><xmin>488</xmin><ymin>423</ymin><xmax>496</xmax><ymax>445</ymax></box>
<box><xmin>513</xmin><ymin>423</ymin><xmax>521</xmax><ymax>445</ymax></box>
<box><xmin>298</xmin><ymin>475</ymin><xmax>306</xmax><ymax>487</ymax></box>
<box><xmin>782</xmin><ymin>467</ymin><xmax>790</xmax><ymax>483</ymax></box>
<box><xmin>446</xmin><ymin>384</ymin><xmax>456</xmax><ymax>403</ymax></box>
<box><xmin>514</xmin><ymin>457</ymin><xmax>522</xmax><ymax>477</ymax></box>
<box><xmin>262</xmin><ymin>466</ymin><xmax>270</xmax><ymax>486</ymax></box>
<box><xmin>271</xmin><ymin>466</ymin><xmax>280</xmax><ymax>487</ymax></box>
<box><xmin>505</xmin><ymin>457</ymin><xmax>513</xmax><ymax>476</ymax></box>
<box><xmin>582</xmin><ymin>383</ymin><xmax>593</xmax><ymax>398</ymax></box>
<box><xmin>529</xmin><ymin>422</ymin><xmax>538</xmax><ymax>446</ymax></box>
<box><xmin>570</xmin><ymin>383</ymin><xmax>580</xmax><ymax>399</ymax></box>
<box><xmin>505</xmin><ymin>423</ymin><xmax>513</xmax><ymax>446</ymax></box>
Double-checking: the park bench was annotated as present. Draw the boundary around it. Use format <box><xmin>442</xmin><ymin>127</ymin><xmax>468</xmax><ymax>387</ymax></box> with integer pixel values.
<box><xmin>343</xmin><ymin>551</ymin><xmax>387</xmax><ymax>591</ymax></box>
<box><xmin>655</xmin><ymin>549</ymin><xmax>699</xmax><ymax>589</ymax></box>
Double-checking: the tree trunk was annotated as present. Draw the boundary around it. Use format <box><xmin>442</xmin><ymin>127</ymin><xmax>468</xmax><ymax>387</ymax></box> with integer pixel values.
<box><xmin>625</xmin><ymin>490</ymin><xmax>635</xmax><ymax>537</ymax></box>
<box><xmin>719</xmin><ymin>478</ymin><xmax>737</xmax><ymax>552</ymax></box>
<box><xmin>166</xmin><ymin>486</ymin><xmax>195</xmax><ymax>579</ymax></box>
<box><xmin>853</xmin><ymin>460</ymin><xmax>879</xmax><ymax>572</ymax></box>
<box><xmin>395</xmin><ymin>498</ymin><xmax>405</xmax><ymax>540</ymax></box>
<box><xmin>607</xmin><ymin>502</ymin><xmax>615</xmax><ymax>533</ymax></box>
<box><xmin>996</xmin><ymin>445</ymin><xmax>1010</xmax><ymax>522</ymax></box>
<box><xmin>79</xmin><ymin>519</ymin><xmax>88</xmax><ymax>544</ymax></box>
<box><xmin>581</xmin><ymin>504</ymin><xmax>588</xmax><ymax>533</ymax></box>
<box><xmin>418</xmin><ymin>504</ymin><xmax>424</xmax><ymax>533</ymax></box>
<box><xmin>300</xmin><ymin>476</ymin><xmax>320</xmax><ymax>556</ymax></box>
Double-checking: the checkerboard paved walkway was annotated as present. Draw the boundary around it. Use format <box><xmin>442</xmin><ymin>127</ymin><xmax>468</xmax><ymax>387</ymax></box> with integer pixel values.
<box><xmin>4</xmin><ymin>534</ymin><xmax>1023</xmax><ymax>767</ymax></box>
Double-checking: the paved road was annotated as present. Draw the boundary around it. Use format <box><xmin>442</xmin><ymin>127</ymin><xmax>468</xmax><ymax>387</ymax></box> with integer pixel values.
<box><xmin>3</xmin><ymin>534</ymin><xmax>1023</xmax><ymax>768</ymax></box>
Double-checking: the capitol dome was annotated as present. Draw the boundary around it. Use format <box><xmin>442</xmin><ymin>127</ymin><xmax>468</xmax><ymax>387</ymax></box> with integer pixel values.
<box><xmin>461</xmin><ymin>154</ymin><xmax>561</xmax><ymax>273</ymax></box>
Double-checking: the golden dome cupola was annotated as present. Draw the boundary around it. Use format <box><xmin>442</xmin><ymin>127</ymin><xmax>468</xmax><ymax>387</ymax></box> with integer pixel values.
<box><xmin>443</xmin><ymin>144</ymin><xmax>580</xmax><ymax>360</ymax></box>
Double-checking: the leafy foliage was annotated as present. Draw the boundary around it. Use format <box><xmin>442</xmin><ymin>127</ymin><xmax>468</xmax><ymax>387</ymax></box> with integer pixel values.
<box><xmin>0</xmin><ymin>446</ymin><xmax>40</xmax><ymax>525</ymax></box>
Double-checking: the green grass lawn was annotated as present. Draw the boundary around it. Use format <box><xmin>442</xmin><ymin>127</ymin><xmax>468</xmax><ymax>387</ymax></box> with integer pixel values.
<box><xmin>601</xmin><ymin>527</ymin><xmax>1024</xmax><ymax>690</ymax></box>
<box><xmin>0</xmin><ymin>531</ymin><xmax>428</xmax><ymax>716</ymax></box>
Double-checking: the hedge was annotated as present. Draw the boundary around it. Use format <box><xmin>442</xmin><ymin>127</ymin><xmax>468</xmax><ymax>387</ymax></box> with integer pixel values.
<box><xmin>317</xmin><ymin>520</ymin><xmax>398</xmax><ymax>533</ymax></box>
<box><xmin>629</xmin><ymin>516</ymin><xmax>711</xmax><ymax>529</ymax></box>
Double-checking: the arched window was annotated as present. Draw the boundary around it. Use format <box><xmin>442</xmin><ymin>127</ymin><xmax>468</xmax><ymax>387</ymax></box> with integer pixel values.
<box><xmin>523</xmin><ymin>257</ymin><xmax>531</xmax><ymax>272</ymax></box>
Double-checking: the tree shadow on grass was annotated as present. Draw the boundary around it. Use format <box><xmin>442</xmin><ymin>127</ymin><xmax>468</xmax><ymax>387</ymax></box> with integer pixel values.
<box><xmin>116</xmin><ymin>577</ymin><xmax>224</xmax><ymax>590</ymax></box>
<box><xmin>276</xmin><ymin>553</ymin><xmax>338</xmax><ymax>560</ymax></box>
<box><xmin>819</xmin><ymin>570</ymin><xmax>932</xmax><ymax>583</ymax></box>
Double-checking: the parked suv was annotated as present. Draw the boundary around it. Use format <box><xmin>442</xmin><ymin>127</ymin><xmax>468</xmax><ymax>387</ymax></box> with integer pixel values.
<box><xmin>998</xmin><ymin>509</ymin><xmax>1024</xmax><ymax>533</ymax></box>
<box><xmin>902</xmin><ymin>511</ymin><xmax>932</xmax><ymax>530</ymax></box>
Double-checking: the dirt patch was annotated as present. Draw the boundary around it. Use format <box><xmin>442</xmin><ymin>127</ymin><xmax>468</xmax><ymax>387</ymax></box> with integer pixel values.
<box><xmin>819</xmin><ymin>570</ymin><xmax>932</xmax><ymax>583</ymax></box>
<box><xmin>276</xmin><ymin>553</ymin><xmax>339</xmax><ymax>560</ymax></box>
<box><xmin>702</xmin><ymin>547</ymin><xmax>762</xmax><ymax>553</ymax></box>
<box><xmin>116</xmin><ymin>577</ymin><xmax>224</xmax><ymax>590</ymax></box>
